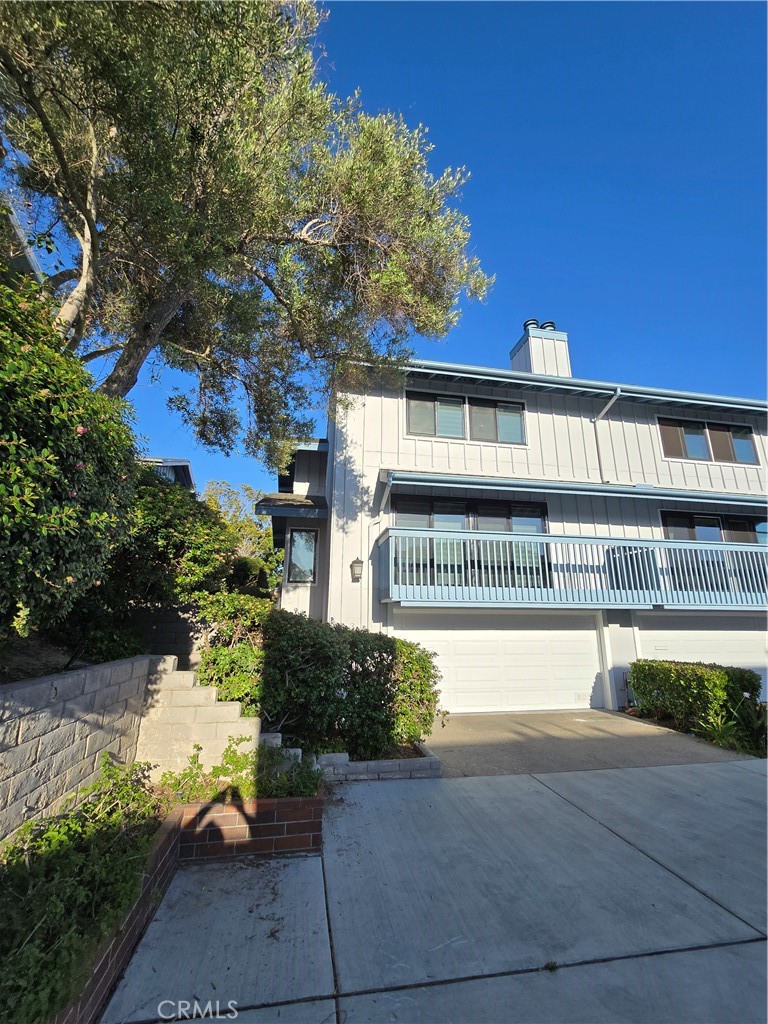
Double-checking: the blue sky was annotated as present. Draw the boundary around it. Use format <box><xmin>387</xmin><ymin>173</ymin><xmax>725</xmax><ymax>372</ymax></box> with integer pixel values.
<box><xmin>126</xmin><ymin>1</ymin><xmax>767</xmax><ymax>495</ymax></box>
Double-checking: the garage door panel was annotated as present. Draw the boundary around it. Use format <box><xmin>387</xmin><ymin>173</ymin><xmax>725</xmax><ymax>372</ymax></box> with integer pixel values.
<box><xmin>391</xmin><ymin>609</ymin><xmax>603</xmax><ymax>713</ymax></box>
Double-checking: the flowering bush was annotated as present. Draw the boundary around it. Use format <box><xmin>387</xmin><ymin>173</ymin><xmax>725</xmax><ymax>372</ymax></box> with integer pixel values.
<box><xmin>0</xmin><ymin>276</ymin><xmax>137</xmax><ymax>636</ymax></box>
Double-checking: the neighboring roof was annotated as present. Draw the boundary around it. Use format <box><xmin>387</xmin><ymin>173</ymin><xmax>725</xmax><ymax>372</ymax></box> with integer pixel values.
<box><xmin>406</xmin><ymin>359</ymin><xmax>767</xmax><ymax>415</ymax></box>
<box><xmin>384</xmin><ymin>470</ymin><xmax>768</xmax><ymax>510</ymax></box>
<box><xmin>254</xmin><ymin>494</ymin><xmax>328</xmax><ymax>519</ymax></box>
<box><xmin>139</xmin><ymin>457</ymin><xmax>195</xmax><ymax>491</ymax></box>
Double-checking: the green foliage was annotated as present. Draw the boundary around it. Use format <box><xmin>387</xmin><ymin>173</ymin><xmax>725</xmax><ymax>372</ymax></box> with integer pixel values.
<box><xmin>260</xmin><ymin>610</ymin><xmax>443</xmax><ymax>759</ymax></box>
<box><xmin>629</xmin><ymin>659</ymin><xmax>765</xmax><ymax>756</ymax></box>
<box><xmin>159</xmin><ymin>738</ymin><xmax>323</xmax><ymax>803</ymax></box>
<box><xmin>0</xmin><ymin>276</ymin><xmax>137</xmax><ymax>637</ymax></box>
<box><xmin>0</xmin><ymin>756</ymin><xmax>163</xmax><ymax>1024</ymax></box>
<box><xmin>0</xmin><ymin>1</ymin><xmax>490</xmax><ymax>466</ymax></box>
<box><xmin>393</xmin><ymin>638</ymin><xmax>445</xmax><ymax>745</ymax></box>
<box><xmin>197</xmin><ymin>645</ymin><xmax>264</xmax><ymax>715</ymax></box>
<box><xmin>202</xmin><ymin>481</ymin><xmax>283</xmax><ymax>594</ymax></box>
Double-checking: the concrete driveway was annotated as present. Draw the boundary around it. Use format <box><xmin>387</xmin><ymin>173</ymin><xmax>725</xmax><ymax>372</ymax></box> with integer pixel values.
<box><xmin>425</xmin><ymin>709</ymin><xmax>755</xmax><ymax>777</ymax></box>
<box><xmin>102</xmin><ymin>759</ymin><xmax>766</xmax><ymax>1024</ymax></box>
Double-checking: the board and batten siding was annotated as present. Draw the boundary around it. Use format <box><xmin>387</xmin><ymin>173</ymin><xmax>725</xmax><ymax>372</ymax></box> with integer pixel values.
<box><xmin>321</xmin><ymin>384</ymin><xmax>765</xmax><ymax>631</ymax></box>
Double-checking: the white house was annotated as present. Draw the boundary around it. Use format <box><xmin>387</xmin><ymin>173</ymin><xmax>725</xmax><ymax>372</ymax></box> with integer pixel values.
<box><xmin>257</xmin><ymin>320</ymin><xmax>768</xmax><ymax>712</ymax></box>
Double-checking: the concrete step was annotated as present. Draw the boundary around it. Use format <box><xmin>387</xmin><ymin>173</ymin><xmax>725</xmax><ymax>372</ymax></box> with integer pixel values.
<box><xmin>141</xmin><ymin>700</ymin><xmax>246</xmax><ymax>725</ymax></box>
<box><xmin>259</xmin><ymin>732</ymin><xmax>282</xmax><ymax>748</ymax></box>
<box><xmin>150</xmin><ymin>687</ymin><xmax>216</xmax><ymax>707</ymax></box>
<box><xmin>148</xmin><ymin>670</ymin><xmax>197</xmax><ymax>691</ymax></box>
<box><xmin>150</xmin><ymin>655</ymin><xmax>178</xmax><ymax>675</ymax></box>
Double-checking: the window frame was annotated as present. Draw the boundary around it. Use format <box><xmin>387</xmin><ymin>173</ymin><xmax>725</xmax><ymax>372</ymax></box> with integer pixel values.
<box><xmin>405</xmin><ymin>391</ymin><xmax>466</xmax><ymax>439</ymax></box>
<box><xmin>393</xmin><ymin>496</ymin><xmax>548</xmax><ymax>534</ymax></box>
<box><xmin>404</xmin><ymin>390</ymin><xmax>528</xmax><ymax>446</ymax></box>
<box><xmin>657</xmin><ymin>415</ymin><xmax>760</xmax><ymax>466</ymax></box>
<box><xmin>468</xmin><ymin>397</ymin><xmax>526</xmax><ymax>445</ymax></box>
<box><xmin>286</xmin><ymin>528</ymin><xmax>318</xmax><ymax>583</ymax></box>
<box><xmin>660</xmin><ymin>510</ymin><xmax>765</xmax><ymax>544</ymax></box>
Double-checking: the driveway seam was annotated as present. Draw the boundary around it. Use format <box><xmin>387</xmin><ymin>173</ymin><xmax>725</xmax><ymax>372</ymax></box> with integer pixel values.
<box><xmin>129</xmin><ymin>936</ymin><xmax>765</xmax><ymax>1020</ymax></box>
<box><xmin>320</xmin><ymin>849</ymin><xmax>342</xmax><ymax>1024</ymax></box>
<box><xmin>531</xmin><ymin>772</ymin><xmax>767</xmax><ymax>938</ymax></box>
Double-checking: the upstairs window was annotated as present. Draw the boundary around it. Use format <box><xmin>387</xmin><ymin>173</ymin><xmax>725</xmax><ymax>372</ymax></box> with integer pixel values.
<box><xmin>662</xmin><ymin>511</ymin><xmax>767</xmax><ymax>544</ymax></box>
<box><xmin>659</xmin><ymin>418</ymin><xmax>758</xmax><ymax>465</ymax></box>
<box><xmin>469</xmin><ymin>399</ymin><xmax>525</xmax><ymax>444</ymax></box>
<box><xmin>395</xmin><ymin>498</ymin><xmax>546</xmax><ymax>534</ymax></box>
<box><xmin>406</xmin><ymin>393</ymin><xmax>465</xmax><ymax>438</ymax></box>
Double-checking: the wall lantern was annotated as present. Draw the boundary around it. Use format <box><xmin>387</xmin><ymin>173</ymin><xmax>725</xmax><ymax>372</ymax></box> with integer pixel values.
<box><xmin>350</xmin><ymin>557</ymin><xmax>364</xmax><ymax>583</ymax></box>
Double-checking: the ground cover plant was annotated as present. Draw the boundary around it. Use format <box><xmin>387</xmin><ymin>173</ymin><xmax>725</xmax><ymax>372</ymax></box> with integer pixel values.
<box><xmin>628</xmin><ymin>658</ymin><xmax>766</xmax><ymax>757</ymax></box>
<box><xmin>0</xmin><ymin>757</ymin><xmax>163</xmax><ymax>1024</ymax></box>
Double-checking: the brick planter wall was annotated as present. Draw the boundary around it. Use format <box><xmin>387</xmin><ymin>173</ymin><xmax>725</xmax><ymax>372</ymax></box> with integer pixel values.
<box><xmin>178</xmin><ymin>795</ymin><xmax>323</xmax><ymax>859</ymax></box>
<box><xmin>51</xmin><ymin>808</ymin><xmax>182</xmax><ymax>1024</ymax></box>
<box><xmin>50</xmin><ymin>791</ymin><xmax>324</xmax><ymax>1024</ymax></box>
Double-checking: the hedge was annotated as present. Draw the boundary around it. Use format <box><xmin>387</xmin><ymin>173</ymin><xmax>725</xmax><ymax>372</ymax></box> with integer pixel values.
<box><xmin>628</xmin><ymin>659</ymin><xmax>762</xmax><ymax>731</ymax></box>
<box><xmin>199</xmin><ymin>608</ymin><xmax>443</xmax><ymax>760</ymax></box>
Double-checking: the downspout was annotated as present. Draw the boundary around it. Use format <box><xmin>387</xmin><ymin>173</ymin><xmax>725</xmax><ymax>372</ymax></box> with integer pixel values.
<box><xmin>591</xmin><ymin>388</ymin><xmax>621</xmax><ymax>484</ymax></box>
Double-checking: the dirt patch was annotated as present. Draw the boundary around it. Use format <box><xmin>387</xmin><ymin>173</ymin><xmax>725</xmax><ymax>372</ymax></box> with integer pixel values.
<box><xmin>0</xmin><ymin>633</ymin><xmax>89</xmax><ymax>685</ymax></box>
<box><xmin>375</xmin><ymin>743</ymin><xmax>424</xmax><ymax>760</ymax></box>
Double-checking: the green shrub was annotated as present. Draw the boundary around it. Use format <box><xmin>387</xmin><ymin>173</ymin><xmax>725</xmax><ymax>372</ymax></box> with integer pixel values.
<box><xmin>158</xmin><ymin>738</ymin><xmax>322</xmax><ymax>803</ymax></box>
<box><xmin>194</xmin><ymin>591</ymin><xmax>272</xmax><ymax>645</ymax></box>
<box><xmin>197</xmin><ymin>644</ymin><xmax>264</xmax><ymax>714</ymax></box>
<box><xmin>0</xmin><ymin>756</ymin><xmax>163</xmax><ymax>1023</ymax></box>
<box><xmin>629</xmin><ymin>658</ymin><xmax>763</xmax><ymax>733</ymax></box>
<box><xmin>261</xmin><ymin>610</ymin><xmax>350</xmax><ymax>749</ymax></box>
<box><xmin>260</xmin><ymin>610</ymin><xmax>443</xmax><ymax>758</ymax></box>
<box><xmin>0</xmin><ymin>276</ymin><xmax>137</xmax><ymax>637</ymax></box>
<box><xmin>393</xmin><ymin>638</ymin><xmax>444</xmax><ymax>744</ymax></box>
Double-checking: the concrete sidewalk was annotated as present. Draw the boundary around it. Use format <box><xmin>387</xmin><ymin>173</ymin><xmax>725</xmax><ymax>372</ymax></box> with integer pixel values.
<box><xmin>102</xmin><ymin>760</ymin><xmax>767</xmax><ymax>1024</ymax></box>
<box><xmin>425</xmin><ymin>709</ymin><xmax>754</xmax><ymax>777</ymax></box>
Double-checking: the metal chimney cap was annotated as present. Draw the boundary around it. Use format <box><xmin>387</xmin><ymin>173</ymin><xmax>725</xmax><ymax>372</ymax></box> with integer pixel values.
<box><xmin>522</xmin><ymin>318</ymin><xmax>539</xmax><ymax>331</ymax></box>
<box><xmin>540</xmin><ymin>321</ymin><xmax>557</xmax><ymax>331</ymax></box>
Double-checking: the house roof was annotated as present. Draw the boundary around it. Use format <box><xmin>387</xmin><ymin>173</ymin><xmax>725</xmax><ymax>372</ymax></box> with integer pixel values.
<box><xmin>254</xmin><ymin>494</ymin><xmax>328</xmax><ymax>519</ymax></box>
<box><xmin>406</xmin><ymin>359</ymin><xmax>767</xmax><ymax>415</ymax></box>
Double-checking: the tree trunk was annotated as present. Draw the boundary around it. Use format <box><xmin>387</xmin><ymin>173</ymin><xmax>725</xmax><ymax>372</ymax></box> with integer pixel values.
<box><xmin>97</xmin><ymin>287</ymin><xmax>188</xmax><ymax>398</ymax></box>
<box><xmin>55</xmin><ymin>231</ymin><xmax>96</xmax><ymax>346</ymax></box>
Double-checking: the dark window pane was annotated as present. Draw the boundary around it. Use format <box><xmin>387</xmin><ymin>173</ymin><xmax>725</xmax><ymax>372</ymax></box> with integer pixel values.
<box><xmin>659</xmin><ymin>419</ymin><xmax>686</xmax><ymax>459</ymax></box>
<box><xmin>497</xmin><ymin>404</ymin><xmax>525</xmax><ymax>443</ymax></box>
<box><xmin>407</xmin><ymin>395</ymin><xmax>435</xmax><ymax>435</ymax></box>
<box><xmin>433</xmin><ymin>501</ymin><xmax>467</xmax><ymax>530</ymax></box>
<box><xmin>395</xmin><ymin>499</ymin><xmax>431</xmax><ymax>528</ymax></box>
<box><xmin>725</xmin><ymin>517</ymin><xmax>757</xmax><ymax>544</ymax></box>
<box><xmin>662</xmin><ymin>512</ymin><xmax>694</xmax><ymax>541</ymax></box>
<box><xmin>708</xmin><ymin>424</ymin><xmax>735</xmax><ymax>462</ymax></box>
<box><xmin>477</xmin><ymin>503</ymin><xmax>508</xmax><ymax>532</ymax></box>
<box><xmin>469</xmin><ymin>401</ymin><xmax>497</xmax><ymax>441</ymax></box>
<box><xmin>288</xmin><ymin>530</ymin><xmax>316</xmax><ymax>582</ymax></box>
<box><xmin>731</xmin><ymin>427</ymin><xmax>758</xmax><ymax>465</ymax></box>
<box><xmin>682</xmin><ymin>423</ymin><xmax>711</xmax><ymax>460</ymax></box>
<box><xmin>436</xmin><ymin>398</ymin><xmax>465</xmax><ymax>438</ymax></box>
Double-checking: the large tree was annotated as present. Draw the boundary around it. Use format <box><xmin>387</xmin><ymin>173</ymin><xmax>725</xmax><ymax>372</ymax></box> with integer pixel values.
<box><xmin>0</xmin><ymin>1</ymin><xmax>491</xmax><ymax>466</ymax></box>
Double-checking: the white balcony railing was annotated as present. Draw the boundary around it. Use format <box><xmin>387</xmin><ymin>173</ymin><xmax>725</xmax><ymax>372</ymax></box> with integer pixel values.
<box><xmin>378</xmin><ymin>528</ymin><xmax>768</xmax><ymax>609</ymax></box>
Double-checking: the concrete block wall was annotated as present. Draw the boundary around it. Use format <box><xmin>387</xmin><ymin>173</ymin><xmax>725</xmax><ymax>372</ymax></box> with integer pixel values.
<box><xmin>318</xmin><ymin>746</ymin><xmax>441</xmax><ymax>781</ymax></box>
<box><xmin>0</xmin><ymin>656</ymin><xmax>154</xmax><ymax>842</ymax></box>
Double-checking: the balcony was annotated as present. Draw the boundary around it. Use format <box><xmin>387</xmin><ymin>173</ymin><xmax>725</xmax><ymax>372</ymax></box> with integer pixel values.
<box><xmin>378</xmin><ymin>528</ymin><xmax>768</xmax><ymax>609</ymax></box>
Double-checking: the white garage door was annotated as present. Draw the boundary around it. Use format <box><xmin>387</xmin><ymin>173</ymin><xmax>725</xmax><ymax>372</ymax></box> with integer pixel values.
<box><xmin>636</xmin><ymin>613</ymin><xmax>768</xmax><ymax>698</ymax></box>
<box><xmin>391</xmin><ymin>610</ymin><xmax>604</xmax><ymax>713</ymax></box>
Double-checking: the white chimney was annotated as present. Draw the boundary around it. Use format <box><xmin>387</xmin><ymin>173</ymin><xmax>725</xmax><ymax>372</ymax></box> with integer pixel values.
<box><xmin>510</xmin><ymin>319</ymin><xmax>572</xmax><ymax>377</ymax></box>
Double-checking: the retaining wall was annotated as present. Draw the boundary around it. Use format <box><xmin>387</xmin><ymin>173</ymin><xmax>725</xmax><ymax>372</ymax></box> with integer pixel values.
<box><xmin>0</xmin><ymin>656</ymin><xmax>154</xmax><ymax>841</ymax></box>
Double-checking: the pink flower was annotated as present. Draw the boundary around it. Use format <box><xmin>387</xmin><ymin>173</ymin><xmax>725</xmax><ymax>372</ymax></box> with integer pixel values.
<box><xmin>76</xmin><ymin>425</ymin><xmax>87</xmax><ymax>435</ymax></box>
<box><xmin>75</xmin><ymin>462</ymin><xmax>85</xmax><ymax>470</ymax></box>
<box><xmin>68</xmin><ymin>490</ymin><xmax>78</xmax><ymax>498</ymax></box>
